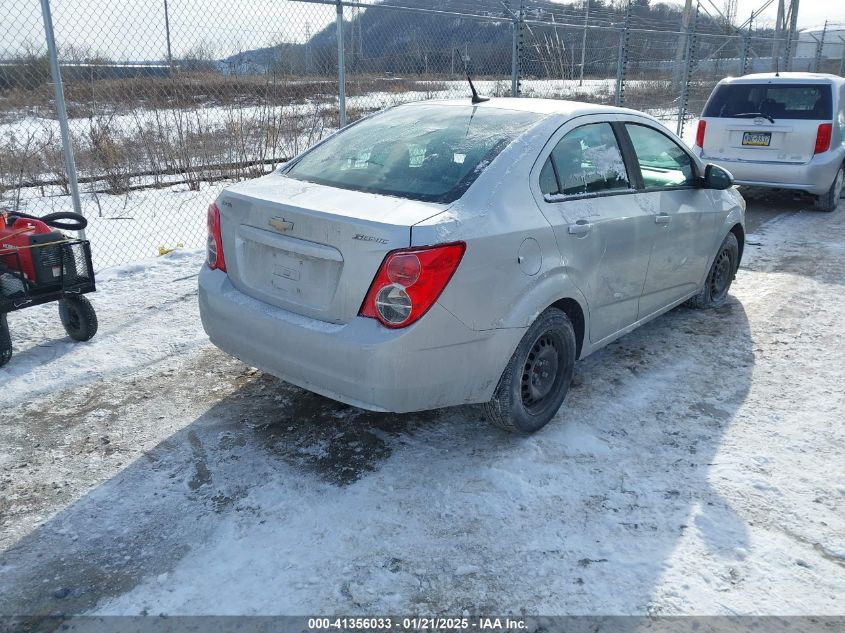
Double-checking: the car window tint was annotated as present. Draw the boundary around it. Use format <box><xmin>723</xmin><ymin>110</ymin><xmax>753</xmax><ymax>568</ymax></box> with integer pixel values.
<box><xmin>703</xmin><ymin>83</ymin><xmax>833</xmax><ymax>120</ymax></box>
<box><xmin>539</xmin><ymin>157</ymin><xmax>558</xmax><ymax>195</ymax></box>
<box><xmin>285</xmin><ymin>105</ymin><xmax>542</xmax><ymax>203</ymax></box>
<box><xmin>625</xmin><ymin>124</ymin><xmax>695</xmax><ymax>189</ymax></box>
<box><xmin>548</xmin><ymin>123</ymin><xmax>629</xmax><ymax>196</ymax></box>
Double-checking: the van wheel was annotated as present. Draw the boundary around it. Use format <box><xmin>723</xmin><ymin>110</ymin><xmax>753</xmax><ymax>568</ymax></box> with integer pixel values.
<box><xmin>817</xmin><ymin>166</ymin><xmax>844</xmax><ymax>212</ymax></box>
<box><xmin>0</xmin><ymin>314</ymin><xmax>11</xmax><ymax>368</ymax></box>
<box><xmin>687</xmin><ymin>232</ymin><xmax>739</xmax><ymax>309</ymax></box>
<box><xmin>483</xmin><ymin>308</ymin><xmax>576</xmax><ymax>434</ymax></box>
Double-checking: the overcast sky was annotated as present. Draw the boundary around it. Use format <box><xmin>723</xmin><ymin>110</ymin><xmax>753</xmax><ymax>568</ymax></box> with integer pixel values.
<box><xmin>667</xmin><ymin>0</ymin><xmax>841</xmax><ymax>29</ymax></box>
<box><xmin>2</xmin><ymin>0</ymin><xmax>842</xmax><ymax>62</ymax></box>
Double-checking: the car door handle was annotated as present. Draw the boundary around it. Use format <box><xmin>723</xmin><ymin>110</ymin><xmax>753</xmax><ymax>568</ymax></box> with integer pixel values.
<box><xmin>568</xmin><ymin>222</ymin><xmax>592</xmax><ymax>235</ymax></box>
<box><xmin>655</xmin><ymin>214</ymin><xmax>671</xmax><ymax>224</ymax></box>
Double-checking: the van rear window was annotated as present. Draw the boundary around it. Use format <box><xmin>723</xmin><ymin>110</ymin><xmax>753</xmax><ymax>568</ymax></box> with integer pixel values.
<box><xmin>703</xmin><ymin>83</ymin><xmax>832</xmax><ymax>120</ymax></box>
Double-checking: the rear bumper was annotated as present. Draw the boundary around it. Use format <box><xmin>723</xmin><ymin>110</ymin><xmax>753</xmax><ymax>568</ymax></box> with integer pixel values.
<box><xmin>695</xmin><ymin>148</ymin><xmax>844</xmax><ymax>195</ymax></box>
<box><xmin>198</xmin><ymin>267</ymin><xmax>524</xmax><ymax>413</ymax></box>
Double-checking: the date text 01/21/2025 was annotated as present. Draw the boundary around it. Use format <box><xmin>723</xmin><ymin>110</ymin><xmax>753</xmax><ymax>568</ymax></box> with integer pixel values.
<box><xmin>307</xmin><ymin>617</ymin><xmax>528</xmax><ymax>630</ymax></box>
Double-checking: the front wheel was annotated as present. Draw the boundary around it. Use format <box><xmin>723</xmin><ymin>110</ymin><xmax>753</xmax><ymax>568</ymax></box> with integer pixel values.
<box><xmin>59</xmin><ymin>295</ymin><xmax>98</xmax><ymax>342</ymax></box>
<box><xmin>483</xmin><ymin>307</ymin><xmax>576</xmax><ymax>434</ymax></box>
<box><xmin>687</xmin><ymin>232</ymin><xmax>739</xmax><ymax>310</ymax></box>
<box><xmin>0</xmin><ymin>314</ymin><xmax>11</xmax><ymax>367</ymax></box>
<box><xmin>817</xmin><ymin>165</ymin><xmax>844</xmax><ymax>212</ymax></box>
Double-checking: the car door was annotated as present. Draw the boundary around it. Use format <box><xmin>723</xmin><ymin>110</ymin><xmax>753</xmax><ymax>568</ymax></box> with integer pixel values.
<box><xmin>532</xmin><ymin>116</ymin><xmax>653</xmax><ymax>344</ymax></box>
<box><xmin>622</xmin><ymin>121</ymin><xmax>718</xmax><ymax>319</ymax></box>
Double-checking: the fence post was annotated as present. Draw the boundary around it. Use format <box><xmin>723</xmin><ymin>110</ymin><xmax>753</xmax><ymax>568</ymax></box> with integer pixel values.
<box><xmin>839</xmin><ymin>37</ymin><xmax>845</xmax><ymax>77</ymax></box>
<box><xmin>784</xmin><ymin>0</ymin><xmax>800</xmax><ymax>71</ymax></box>
<box><xmin>740</xmin><ymin>11</ymin><xmax>753</xmax><ymax>75</ymax></box>
<box><xmin>510</xmin><ymin>0</ymin><xmax>523</xmax><ymax>97</ymax></box>
<box><xmin>579</xmin><ymin>0</ymin><xmax>591</xmax><ymax>87</ymax></box>
<box><xmin>814</xmin><ymin>21</ymin><xmax>827</xmax><ymax>73</ymax></box>
<box><xmin>614</xmin><ymin>2</ymin><xmax>631</xmax><ymax>106</ymax></box>
<box><xmin>39</xmin><ymin>0</ymin><xmax>85</xmax><ymax>238</ymax></box>
<box><xmin>676</xmin><ymin>1</ymin><xmax>699</xmax><ymax>138</ymax></box>
<box><xmin>336</xmin><ymin>0</ymin><xmax>347</xmax><ymax>127</ymax></box>
<box><xmin>163</xmin><ymin>0</ymin><xmax>173</xmax><ymax>71</ymax></box>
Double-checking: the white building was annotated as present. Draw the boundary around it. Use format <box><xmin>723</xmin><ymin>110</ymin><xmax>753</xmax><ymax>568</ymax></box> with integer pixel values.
<box><xmin>794</xmin><ymin>24</ymin><xmax>845</xmax><ymax>61</ymax></box>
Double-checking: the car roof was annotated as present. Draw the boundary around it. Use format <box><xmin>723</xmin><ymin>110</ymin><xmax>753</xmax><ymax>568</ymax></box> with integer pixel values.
<box><xmin>719</xmin><ymin>72</ymin><xmax>845</xmax><ymax>86</ymax></box>
<box><xmin>399</xmin><ymin>97</ymin><xmax>651</xmax><ymax>120</ymax></box>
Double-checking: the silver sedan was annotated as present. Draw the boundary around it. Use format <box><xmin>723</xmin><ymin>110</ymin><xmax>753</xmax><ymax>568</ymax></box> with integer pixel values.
<box><xmin>199</xmin><ymin>98</ymin><xmax>745</xmax><ymax>434</ymax></box>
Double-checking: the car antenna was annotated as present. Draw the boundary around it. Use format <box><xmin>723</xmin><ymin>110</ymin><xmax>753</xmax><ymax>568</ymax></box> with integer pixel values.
<box><xmin>775</xmin><ymin>57</ymin><xmax>780</xmax><ymax>77</ymax></box>
<box><xmin>455</xmin><ymin>48</ymin><xmax>489</xmax><ymax>104</ymax></box>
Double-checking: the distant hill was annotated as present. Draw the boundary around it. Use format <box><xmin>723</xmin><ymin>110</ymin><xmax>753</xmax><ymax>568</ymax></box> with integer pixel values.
<box><xmin>221</xmin><ymin>0</ymin><xmax>740</xmax><ymax>78</ymax></box>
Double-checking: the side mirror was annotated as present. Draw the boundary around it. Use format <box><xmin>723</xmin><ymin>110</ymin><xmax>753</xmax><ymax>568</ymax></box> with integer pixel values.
<box><xmin>704</xmin><ymin>163</ymin><xmax>734</xmax><ymax>190</ymax></box>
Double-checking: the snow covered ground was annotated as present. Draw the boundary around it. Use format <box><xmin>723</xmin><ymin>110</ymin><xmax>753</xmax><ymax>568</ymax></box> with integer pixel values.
<box><xmin>1</xmin><ymin>196</ymin><xmax>843</xmax><ymax>618</ymax></box>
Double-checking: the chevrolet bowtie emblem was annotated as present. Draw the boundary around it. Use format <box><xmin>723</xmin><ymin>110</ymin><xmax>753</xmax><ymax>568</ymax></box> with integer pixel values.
<box><xmin>269</xmin><ymin>217</ymin><xmax>294</xmax><ymax>232</ymax></box>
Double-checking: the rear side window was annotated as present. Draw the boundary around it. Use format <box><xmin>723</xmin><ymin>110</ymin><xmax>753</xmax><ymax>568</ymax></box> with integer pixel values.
<box><xmin>542</xmin><ymin>122</ymin><xmax>630</xmax><ymax>198</ymax></box>
<box><xmin>703</xmin><ymin>83</ymin><xmax>832</xmax><ymax>120</ymax></box>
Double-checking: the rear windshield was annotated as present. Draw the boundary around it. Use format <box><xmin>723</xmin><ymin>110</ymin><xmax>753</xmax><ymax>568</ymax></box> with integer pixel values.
<box><xmin>283</xmin><ymin>105</ymin><xmax>542</xmax><ymax>203</ymax></box>
<box><xmin>703</xmin><ymin>83</ymin><xmax>832</xmax><ymax>120</ymax></box>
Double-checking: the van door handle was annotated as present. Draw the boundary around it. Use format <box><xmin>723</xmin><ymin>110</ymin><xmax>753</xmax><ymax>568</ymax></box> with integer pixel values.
<box><xmin>655</xmin><ymin>214</ymin><xmax>671</xmax><ymax>224</ymax></box>
<box><xmin>568</xmin><ymin>221</ymin><xmax>592</xmax><ymax>235</ymax></box>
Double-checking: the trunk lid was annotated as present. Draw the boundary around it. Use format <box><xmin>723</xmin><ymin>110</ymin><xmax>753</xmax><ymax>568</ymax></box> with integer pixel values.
<box><xmin>701</xmin><ymin>117</ymin><xmax>822</xmax><ymax>164</ymax></box>
<box><xmin>217</xmin><ymin>174</ymin><xmax>446</xmax><ymax>324</ymax></box>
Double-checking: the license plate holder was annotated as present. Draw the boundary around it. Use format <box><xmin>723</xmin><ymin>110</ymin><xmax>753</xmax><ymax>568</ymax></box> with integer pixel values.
<box><xmin>742</xmin><ymin>131</ymin><xmax>771</xmax><ymax>147</ymax></box>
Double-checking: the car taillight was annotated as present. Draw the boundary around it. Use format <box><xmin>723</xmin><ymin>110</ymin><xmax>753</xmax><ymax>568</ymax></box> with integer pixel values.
<box><xmin>695</xmin><ymin>120</ymin><xmax>706</xmax><ymax>148</ymax></box>
<box><xmin>814</xmin><ymin>123</ymin><xmax>832</xmax><ymax>155</ymax></box>
<box><xmin>206</xmin><ymin>202</ymin><xmax>226</xmax><ymax>272</ymax></box>
<box><xmin>359</xmin><ymin>242</ymin><xmax>466</xmax><ymax>328</ymax></box>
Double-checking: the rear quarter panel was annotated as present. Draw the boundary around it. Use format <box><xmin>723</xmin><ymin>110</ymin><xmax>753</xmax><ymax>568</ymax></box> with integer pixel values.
<box><xmin>413</xmin><ymin>117</ymin><xmax>590</xmax><ymax>334</ymax></box>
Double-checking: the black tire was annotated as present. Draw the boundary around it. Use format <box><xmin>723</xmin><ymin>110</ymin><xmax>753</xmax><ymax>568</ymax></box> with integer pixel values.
<box><xmin>687</xmin><ymin>232</ymin><xmax>739</xmax><ymax>309</ymax></box>
<box><xmin>0</xmin><ymin>313</ymin><xmax>11</xmax><ymax>368</ymax></box>
<box><xmin>817</xmin><ymin>165</ymin><xmax>844</xmax><ymax>213</ymax></box>
<box><xmin>483</xmin><ymin>307</ymin><xmax>576</xmax><ymax>434</ymax></box>
<box><xmin>59</xmin><ymin>295</ymin><xmax>98</xmax><ymax>342</ymax></box>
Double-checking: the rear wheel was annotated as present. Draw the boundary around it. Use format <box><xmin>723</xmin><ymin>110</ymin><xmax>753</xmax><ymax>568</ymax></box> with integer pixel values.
<box><xmin>483</xmin><ymin>307</ymin><xmax>576</xmax><ymax>434</ymax></box>
<box><xmin>59</xmin><ymin>295</ymin><xmax>98</xmax><ymax>342</ymax></box>
<box><xmin>687</xmin><ymin>232</ymin><xmax>739</xmax><ymax>310</ymax></box>
<box><xmin>817</xmin><ymin>165</ymin><xmax>844</xmax><ymax>212</ymax></box>
<box><xmin>0</xmin><ymin>314</ymin><xmax>11</xmax><ymax>368</ymax></box>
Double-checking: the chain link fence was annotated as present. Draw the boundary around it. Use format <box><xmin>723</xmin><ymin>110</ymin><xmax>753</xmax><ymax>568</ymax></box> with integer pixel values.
<box><xmin>2</xmin><ymin>0</ymin><xmax>842</xmax><ymax>269</ymax></box>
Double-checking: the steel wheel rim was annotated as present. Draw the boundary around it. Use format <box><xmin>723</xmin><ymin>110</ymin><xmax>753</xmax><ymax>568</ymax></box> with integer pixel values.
<box><xmin>521</xmin><ymin>331</ymin><xmax>563</xmax><ymax>413</ymax></box>
<box><xmin>710</xmin><ymin>248</ymin><xmax>732</xmax><ymax>300</ymax></box>
<box><xmin>835</xmin><ymin>168</ymin><xmax>844</xmax><ymax>200</ymax></box>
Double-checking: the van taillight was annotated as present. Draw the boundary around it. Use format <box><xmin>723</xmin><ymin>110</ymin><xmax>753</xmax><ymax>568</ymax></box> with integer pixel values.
<box><xmin>207</xmin><ymin>202</ymin><xmax>226</xmax><ymax>272</ymax></box>
<box><xmin>814</xmin><ymin>123</ymin><xmax>832</xmax><ymax>155</ymax></box>
<box><xmin>359</xmin><ymin>242</ymin><xmax>465</xmax><ymax>328</ymax></box>
<box><xmin>695</xmin><ymin>120</ymin><xmax>706</xmax><ymax>148</ymax></box>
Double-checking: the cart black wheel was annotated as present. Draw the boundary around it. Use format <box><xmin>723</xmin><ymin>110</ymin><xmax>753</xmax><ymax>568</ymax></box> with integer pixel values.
<box><xmin>0</xmin><ymin>314</ymin><xmax>11</xmax><ymax>368</ymax></box>
<box><xmin>59</xmin><ymin>296</ymin><xmax>98</xmax><ymax>342</ymax></box>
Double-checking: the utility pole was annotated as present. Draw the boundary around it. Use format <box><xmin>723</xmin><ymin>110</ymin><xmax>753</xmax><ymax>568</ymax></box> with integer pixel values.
<box><xmin>579</xmin><ymin>0</ymin><xmax>590</xmax><ymax>87</ymax></box>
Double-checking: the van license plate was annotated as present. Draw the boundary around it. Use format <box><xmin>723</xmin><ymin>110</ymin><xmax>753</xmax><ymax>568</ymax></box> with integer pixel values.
<box><xmin>742</xmin><ymin>132</ymin><xmax>771</xmax><ymax>146</ymax></box>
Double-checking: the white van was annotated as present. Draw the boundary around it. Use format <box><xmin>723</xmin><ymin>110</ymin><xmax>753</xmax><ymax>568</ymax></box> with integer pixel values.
<box><xmin>693</xmin><ymin>72</ymin><xmax>845</xmax><ymax>211</ymax></box>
